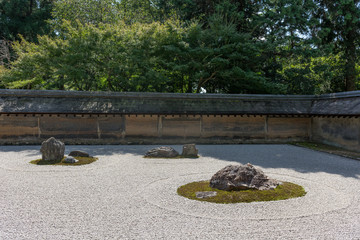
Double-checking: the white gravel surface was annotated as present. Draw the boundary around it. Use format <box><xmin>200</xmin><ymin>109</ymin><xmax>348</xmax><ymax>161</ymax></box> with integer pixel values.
<box><xmin>0</xmin><ymin>144</ymin><xmax>359</xmax><ymax>240</ymax></box>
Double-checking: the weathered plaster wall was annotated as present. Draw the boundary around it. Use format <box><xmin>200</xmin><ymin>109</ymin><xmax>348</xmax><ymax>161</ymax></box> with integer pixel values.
<box><xmin>312</xmin><ymin>117</ymin><xmax>360</xmax><ymax>152</ymax></box>
<box><xmin>0</xmin><ymin>114</ymin><xmax>311</xmax><ymax>145</ymax></box>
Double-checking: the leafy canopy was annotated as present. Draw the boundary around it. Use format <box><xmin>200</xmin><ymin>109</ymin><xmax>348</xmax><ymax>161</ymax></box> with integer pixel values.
<box><xmin>1</xmin><ymin>0</ymin><xmax>359</xmax><ymax>94</ymax></box>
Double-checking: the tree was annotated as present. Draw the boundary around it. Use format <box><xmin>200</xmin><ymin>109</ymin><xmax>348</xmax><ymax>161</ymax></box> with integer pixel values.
<box><xmin>0</xmin><ymin>0</ymin><xmax>54</xmax><ymax>42</ymax></box>
<box><xmin>155</xmin><ymin>0</ymin><xmax>218</xmax><ymax>23</ymax></box>
<box><xmin>1</xmin><ymin>0</ymin><xmax>359</xmax><ymax>94</ymax></box>
<box><xmin>0</xmin><ymin>39</ymin><xmax>10</xmax><ymax>66</ymax></box>
<box><xmin>311</xmin><ymin>0</ymin><xmax>360</xmax><ymax>91</ymax></box>
<box><xmin>0</xmin><ymin>0</ymin><xmax>54</xmax><ymax>67</ymax></box>
<box><xmin>0</xmin><ymin>20</ymin><xmax>180</xmax><ymax>91</ymax></box>
<box><xmin>51</xmin><ymin>0</ymin><xmax>121</xmax><ymax>28</ymax></box>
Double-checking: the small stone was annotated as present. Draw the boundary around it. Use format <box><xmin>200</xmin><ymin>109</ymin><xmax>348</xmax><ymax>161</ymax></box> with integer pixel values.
<box><xmin>63</xmin><ymin>156</ymin><xmax>78</xmax><ymax>163</ymax></box>
<box><xmin>210</xmin><ymin>163</ymin><xmax>279</xmax><ymax>191</ymax></box>
<box><xmin>181</xmin><ymin>144</ymin><xmax>198</xmax><ymax>157</ymax></box>
<box><xmin>69</xmin><ymin>150</ymin><xmax>90</xmax><ymax>157</ymax></box>
<box><xmin>145</xmin><ymin>147</ymin><xmax>179</xmax><ymax>158</ymax></box>
<box><xmin>40</xmin><ymin>137</ymin><xmax>65</xmax><ymax>161</ymax></box>
<box><xmin>196</xmin><ymin>191</ymin><xmax>217</xmax><ymax>199</ymax></box>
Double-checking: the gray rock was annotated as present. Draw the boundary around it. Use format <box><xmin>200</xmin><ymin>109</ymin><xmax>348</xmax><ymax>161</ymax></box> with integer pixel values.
<box><xmin>145</xmin><ymin>147</ymin><xmax>179</xmax><ymax>158</ymax></box>
<box><xmin>40</xmin><ymin>137</ymin><xmax>65</xmax><ymax>161</ymax></box>
<box><xmin>181</xmin><ymin>144</ymin><xmax>198</xmax><ymax>157</ymax></box>
<box><xmin>196</xmin><ymin>191</ymin><xmax>217</xmax><ymax>199</ymax></box>
<box><xmin>69</xmin><ymin>150</ymin><xmax>90</xmax><ymax>157</ymax></box>
<box><xmin>210</xmin><ymin>163</ymin><xmax>279</xmax><ymax>191</ymax></box>
<box><xmin>63</xmin><ymin>156</ymin><xmax>78</xmax><ymax>163</ymax></box>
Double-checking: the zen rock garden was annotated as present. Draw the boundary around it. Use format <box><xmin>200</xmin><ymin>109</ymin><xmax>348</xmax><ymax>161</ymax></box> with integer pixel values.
<box><xmin>3</xmin><ymin>143</ymin><xmax>358</xmax><ymax>239</ymax></box>
<box><xmin>32</xmin><ymin>137</ymin><xmax>96</xmax><ymax>165</ymax></box>
<box><xmin>35</xmin><ymin>139</ymin><xmax>306</xmax><ymax>203</ymax></box>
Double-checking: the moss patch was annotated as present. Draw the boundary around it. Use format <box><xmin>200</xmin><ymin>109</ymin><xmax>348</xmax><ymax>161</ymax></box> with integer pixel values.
<box><xmin>292</xmin><ymin>142</ymin><xmax>360</xmax><ymax>160</ymax></box>
<box><xmin>30</xmin><ymin>156</ymin><xmax>98</xmax><ymax>166</ymax></box>
<box><xmin>177</xmin><ymin>181</ymin><xmax>306</xmax><ymax>204</ymax></box>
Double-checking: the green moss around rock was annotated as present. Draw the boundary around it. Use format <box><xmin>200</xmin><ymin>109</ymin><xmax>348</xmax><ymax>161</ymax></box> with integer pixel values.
<box><xmin>30</xmin><ymin>156</ymin><xmax>98</xmax><ymax>166</ymax></box>
<box><xmin>177</xmin><ymin>181</ymin><xmax>306</xmax><ymax>204</ymax></box>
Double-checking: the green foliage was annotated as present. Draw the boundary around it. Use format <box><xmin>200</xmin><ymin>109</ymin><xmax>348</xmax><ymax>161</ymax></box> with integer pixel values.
<box><xmin>177</xmin><ymin>180</ymin><xmax>306</xmax><ymax>203</ymax></box>
<box><xmin>3</xmin><ymin>21</ymin><xmax>159</xmax><ymax>91</ymax></box>
<box><xmin>118</xmin><ymin>0</ymin><xmax>165</xmax><ymax>24</ymax></box>
<box><xmin>1</xmin><ymin>0</ymin><xmax>359</xmax><ymax>94</ymax></box>
<box><xmin>0</xmin><ymin>0</ymin><xmax>53</xmax><ymax>42</ymax></box>
<box><xmin>280</xmin><ymin>54</ymin><xmax>350</xmax><ymax>94</ymax></box>
<box><xmin>0</xmin><ymin>65</ymin><xmax>7</xmax><ymax>87</ymax></box>
<box><xmin>155</xmin><ymin>0</ymin><xmax>218</xmax><ymax>23</ymax></box>
<box><xmin>51</xmin><ymin>0</ymin><xmax>121</xmax><ymax>29</ymax></box>
<box><xmin>2</xmin><ymin>20</ymin><xmax>185</xmax><ymax>91</ymax></box>
<box><xmin>310</xmin><ymin>0</ymin><xmax>360</xmax><ymax>91</ymax></box>
<box><xmin>156</xmin><ymin>18</ymin><xmax>269</xmax><ymax>93</ymax></box>
<box><xmin>3</xmin><ymin>16</ymin><xmax>281</xmax><ymax>93</ymax></box>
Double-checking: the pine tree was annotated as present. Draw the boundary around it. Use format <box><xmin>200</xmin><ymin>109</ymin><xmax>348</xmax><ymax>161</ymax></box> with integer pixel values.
<box><xmin>0</xmin><ymin>0</ymin><xmax>53</xmax><ymax>42</ymax></box>
<box><xmin>311</xmin><ymin>0</ymin><xmax>360</xmax><ymax>91</ymax></box>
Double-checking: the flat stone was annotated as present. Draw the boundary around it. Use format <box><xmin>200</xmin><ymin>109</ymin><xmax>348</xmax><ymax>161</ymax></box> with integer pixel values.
<box><xmin>145</xmin><ymin>147</ymin><xmax>179</xmax><ymax>158</ymax></box>
<box><xmin>69</xmin><ymin>150</ymin><xmax>90</xmax><ymax>157</ymax></box>
<box><xmin>181</xmin><ymin>144</ymin><xmax>198</xmax><ymax>157</ymax></box>
<box><xmin>210</xmin><ymin>163</ymin><xmax>279</xmax><ymax>191</ymax></box>
<box><xmin>40</xmin><ymin>137</ymin><xmax>65</xmax><ymax>161</ymax></box>
<box><xmin>63</xmin><ymin>156</ymin><xmax>78</xmax><ymax>163</ymax></box>
<box><xmin>196</xmin><ymin>191</ymin><xmax>217</xmax><ymax>199</ymax></box>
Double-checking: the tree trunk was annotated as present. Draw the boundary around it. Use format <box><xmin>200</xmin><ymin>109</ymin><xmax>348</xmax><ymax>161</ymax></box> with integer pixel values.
<box><xmin>345</xmin><ymin>44</ymin><xmax>356</xmax><ymax>91</ymax></box>
<box><xmin>28</xmin><ymin>0</ymin><xmax>34</xmax><ymax>16</ymax></box>
<box><xmin>344</xmin><ymin>10</ymin><xmax>357</xmax><ymax>91</ymax></box>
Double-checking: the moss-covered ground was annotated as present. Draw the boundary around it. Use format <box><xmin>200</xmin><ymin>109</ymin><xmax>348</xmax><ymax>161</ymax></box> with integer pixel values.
<box><xmin>177</xmin><ymin>181</ymin><xmax>306</xmax><ymax>204</ymax></box>
<box><xmin>30</xmin><ymin>156</ymin><xmax>98</xmax><ymax>166</ymax></box>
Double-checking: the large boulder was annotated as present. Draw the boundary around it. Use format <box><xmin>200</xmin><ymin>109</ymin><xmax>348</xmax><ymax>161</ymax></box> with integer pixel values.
<box><xmin>40</xmin><ymin>137</ymin><xmax>65</xmax><ymax>161</ymax></box>
<box><xmin>181</xmin><ymin>144</ymin><xmax>198</xmax><ymax>157</ymax></box>
<box><xmin>209</xmin><ymin>163</ymin><xmax>279</xmax><ymax>191</ymax></box>
<box><xmin>145</xmin><ymin>146</ymin><xmax>179</xmax><ymax>158</ymax></box>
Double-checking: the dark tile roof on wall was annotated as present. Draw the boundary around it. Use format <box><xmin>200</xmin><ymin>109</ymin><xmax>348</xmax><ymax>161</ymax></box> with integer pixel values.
<box><xmin>0</xmin><ymin>89</ymin><xmax>359</xmax><ymax>116</ymax></box>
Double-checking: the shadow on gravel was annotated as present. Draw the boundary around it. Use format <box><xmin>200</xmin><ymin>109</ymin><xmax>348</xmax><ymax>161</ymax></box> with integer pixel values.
<box><xmin>1</xmin><ymin>144</ymin><xmax>359</xmax><ymax>179</ymax></box>
<box><xmin>0</xmin><ymin>145</ymin><xmax>152</xmax><ymax>157</ymax></box>
<box><xmin>196</xmin><ymin>144</ymin><xmax>360</xmax><ymax>180</ymax></box>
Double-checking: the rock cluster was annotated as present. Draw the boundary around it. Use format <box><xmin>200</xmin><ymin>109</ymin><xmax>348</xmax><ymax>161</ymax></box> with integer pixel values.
<box><xmin>210</xmin><ymin>163</ymin><xmax>279</xmax><ymax>191</ymax></box>
<box><xmin>145</xmin><ymin>144</ymin><xmax>199</xmax><ymax>158</ymax></box>
<box><xmin>40</xmin><ymin>137</ymin><xmax>91</xmax><ymax>164</ymax></box>
<box><xmin>40</xmin><ymin>137</ymin><xmax>65</xmax><ymax>161</ymax></box>
<box><xmin>145</xmin><ymin>146</ymin><xmax>179</xmax><ymax>158</ymax></box>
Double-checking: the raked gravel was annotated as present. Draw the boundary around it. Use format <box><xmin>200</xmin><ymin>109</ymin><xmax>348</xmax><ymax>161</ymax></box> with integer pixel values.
<box><xmin>0</xmin><ymin>144</ymin><xmax>359</xmax><ymax>240</ymax></box>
